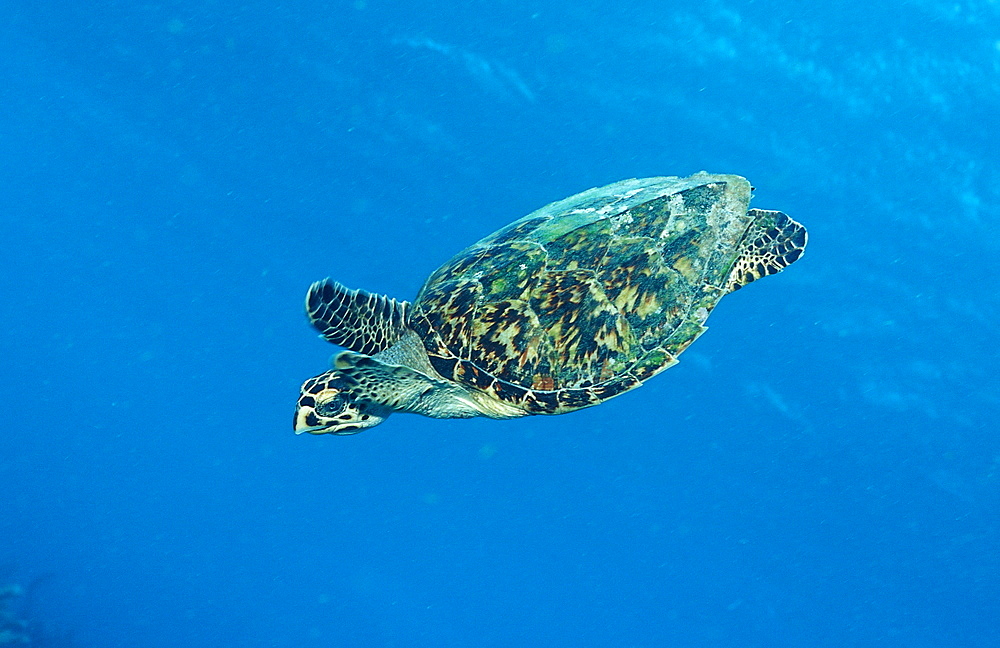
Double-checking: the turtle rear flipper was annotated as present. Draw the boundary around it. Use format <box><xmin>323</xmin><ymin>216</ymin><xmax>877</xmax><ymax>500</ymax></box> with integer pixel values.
<box><xmin>306</xmin><ymin>279</ymin><xmax>410</xmax><ymax>355</ymax></box>
<box><xmin>725</xmin><ymin>209</ymin><xmax>808</xmax><ymax>292</ymax></box>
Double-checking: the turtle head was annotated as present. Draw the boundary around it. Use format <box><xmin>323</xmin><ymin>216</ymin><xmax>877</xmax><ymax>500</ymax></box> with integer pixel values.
<box><xmin>294</xmin><ymin>370</ymin><xmax>390</xmax><ymax>435</ymax></box>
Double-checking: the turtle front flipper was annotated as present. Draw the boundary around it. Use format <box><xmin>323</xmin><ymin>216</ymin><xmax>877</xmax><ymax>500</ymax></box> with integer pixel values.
<box><xmin>306</xmin><ymin>279</ymin><xmax>410</xmax><ymax>355</ymax></box>
<box><xmin>319</xmin><ymin>351</ymin><xmax>489</xmax><ymax>421</ymax></box>
<box><xmin>725</xmin><ymin>209</ymin><xmax>808</xmax><ymax>292</ymax></box>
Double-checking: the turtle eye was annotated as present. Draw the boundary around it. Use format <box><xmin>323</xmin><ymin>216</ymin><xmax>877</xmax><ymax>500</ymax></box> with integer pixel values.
<box><xmin>316</xmin><ymin>392</ymin><xmax>347</xmax><ymax>417</ymax></box>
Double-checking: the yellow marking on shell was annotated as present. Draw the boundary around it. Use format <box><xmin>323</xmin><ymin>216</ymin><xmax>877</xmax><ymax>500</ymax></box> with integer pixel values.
<box><xmin>597</xmin><ymin>328</ymin><xmax>620</xmax><ymax>352</ymax></box>
<box><xmin>591</xmin><ymin>295</ymin><xmax>618</xmax><ymax>317</ymax></box>
<box><xmin>516</xmin><ymin>344</ymin><xmax>539</xmax><ymax>370</ymax></box>
<box><xmin>635</xmin><ymin>293</ymin><xmax>660</xmax><ymax>318</ymax></box>
<box><xmin>614</xmin><ymin>284</ymin><xmax>639</xmax><ymax>311</ymax></box>
<box><xmin>672</xmin><ymin>255</ymin><xmax>699</xmax><ymax>281</ymax></box>
<box><xmin>494</xmin><ymin>321</ymin><xmax>521</xmax><ymax>350</ymax></box>
<box><xmin>532</xmin><ymin>375</ymin><xmax>555</xmax><ymax>390</ymax></box>
<box><xmin>542</xmin><ymin>318</ymin><xmax>562</xmax><ymax>342</ymax></box>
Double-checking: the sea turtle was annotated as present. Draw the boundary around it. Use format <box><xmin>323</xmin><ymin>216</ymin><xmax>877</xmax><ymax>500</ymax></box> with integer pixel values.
<box><xmin>294</xmin><ymin>172</ymin><xmax>807</xmax><ymax>435</ymax></box>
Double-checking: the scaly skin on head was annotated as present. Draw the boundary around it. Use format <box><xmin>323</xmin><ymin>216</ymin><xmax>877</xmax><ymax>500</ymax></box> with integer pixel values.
<box><xmin>293</xmin><ymin>370</ymin><xmax>392</xmax><ymax>435</ymax></box>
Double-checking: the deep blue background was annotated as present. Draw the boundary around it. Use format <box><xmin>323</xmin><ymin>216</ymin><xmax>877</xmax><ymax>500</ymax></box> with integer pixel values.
<box><xmin>2</xmin><ymin>1</ymin><xmax>998</xmax><ymax>646</ymax></box>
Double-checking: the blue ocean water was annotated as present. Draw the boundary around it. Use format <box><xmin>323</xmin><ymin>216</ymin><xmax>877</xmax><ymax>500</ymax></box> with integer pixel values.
<box><xmin>2</xmin><ymin>1</ymin><xmax>997</xmax><ymax>646</ymax></box>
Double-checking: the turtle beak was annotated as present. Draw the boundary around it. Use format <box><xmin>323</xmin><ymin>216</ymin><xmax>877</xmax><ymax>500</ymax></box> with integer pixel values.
<box><xmin>293</xmin><ymin>400</ymin><xmax>331</xmax><ymax>435</ymax></box>
<box><xmin>294</xmin><ymin>371</ymin><xmax>338</xmax><ymax>435</ymax></box>
<box><xmin>295</xmin><ymin>409</ymin><xmax>330</xmax><ymax>434</ymax></box>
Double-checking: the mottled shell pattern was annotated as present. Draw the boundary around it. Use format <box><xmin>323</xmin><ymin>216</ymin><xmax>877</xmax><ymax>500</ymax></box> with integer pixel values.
<box><xmin>406</xmin><ymin>173</ymin><xmax>793</xmax><ymax>415</ymax></box>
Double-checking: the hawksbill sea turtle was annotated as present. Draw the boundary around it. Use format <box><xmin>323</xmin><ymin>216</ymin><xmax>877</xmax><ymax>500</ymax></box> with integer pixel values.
<box><xmin>294</xmin><ymin>172</ymin><xmax>807</xmax><ymax>435</ymax></box>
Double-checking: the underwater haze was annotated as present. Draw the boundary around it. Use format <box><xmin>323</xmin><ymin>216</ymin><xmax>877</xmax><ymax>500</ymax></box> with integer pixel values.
<box><xmin>2</xmin><ymin>1</ymin><xmax>998</xmax><ymax>646</ymax></box>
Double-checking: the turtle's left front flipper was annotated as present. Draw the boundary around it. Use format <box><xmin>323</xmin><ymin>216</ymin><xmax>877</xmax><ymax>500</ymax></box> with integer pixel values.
<box><xmin>333</xmin><ymin>351</ymin><xmax>482</xmax><ymax>419</ymax></box>
<box><xmin>306</xmin><ymin>279</ymin><xmax>410</xmax><ymax>355</ymax></box>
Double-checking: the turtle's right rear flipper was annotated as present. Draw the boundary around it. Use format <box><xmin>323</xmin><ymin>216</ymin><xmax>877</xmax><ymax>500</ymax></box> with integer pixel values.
<box><xmin>725</xmin><ymin>209</ymin><xmax>807</xmax><ymax>292</ymax></box>
<box><xmin>306</xmin><ymin>279</ymin><xmax>410</xmax><ymax>355</ymax></box>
